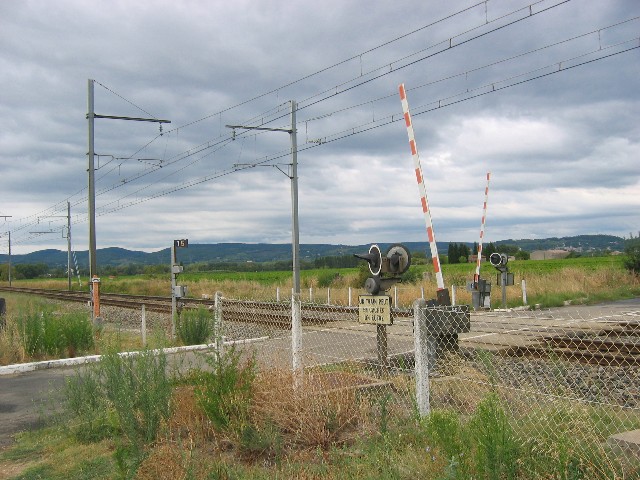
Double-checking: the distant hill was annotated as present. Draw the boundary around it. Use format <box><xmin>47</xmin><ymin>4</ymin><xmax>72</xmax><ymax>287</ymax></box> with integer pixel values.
<box><xmin>494</xmin><ymin>234</ymin><xmax>625</xmax><ymax>253</ymax></box>
<box><xmin>0</xmin><ymin>235</ymin><xmax>625</xmax><ymax>268</ymax></box>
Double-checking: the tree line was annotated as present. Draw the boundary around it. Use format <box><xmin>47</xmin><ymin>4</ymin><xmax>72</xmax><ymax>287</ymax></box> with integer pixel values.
<box><xmin>444</xmin><ymin>242</ymin><xmax>530</xmax><ymax>264</ymax></box>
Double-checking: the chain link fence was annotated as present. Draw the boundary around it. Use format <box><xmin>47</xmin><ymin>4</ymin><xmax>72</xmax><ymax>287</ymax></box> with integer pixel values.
<box><xmin>215</xmin><ymin>293</ymin><xmax>640</xmax><ymax>473</ymax></box>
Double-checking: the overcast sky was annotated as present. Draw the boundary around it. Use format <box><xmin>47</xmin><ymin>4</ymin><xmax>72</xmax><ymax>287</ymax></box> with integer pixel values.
<box><xmin>1</xmin><ymin>0</ymin><xmax>638</xmax><ymax>255</ymax></box>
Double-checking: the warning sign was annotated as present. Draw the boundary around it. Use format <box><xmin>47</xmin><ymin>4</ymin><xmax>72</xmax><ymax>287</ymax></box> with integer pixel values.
<box><xmin>358</xmin><ymin>295</ymin><xmax>392</xmax><ymax>325</ymax></box>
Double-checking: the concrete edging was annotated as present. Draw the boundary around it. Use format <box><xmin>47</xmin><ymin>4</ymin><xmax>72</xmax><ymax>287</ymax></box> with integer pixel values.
<box><xmin>0</xmin><ymin>336</ymin><xmax>269</xmax><ymax>376</ymax></box>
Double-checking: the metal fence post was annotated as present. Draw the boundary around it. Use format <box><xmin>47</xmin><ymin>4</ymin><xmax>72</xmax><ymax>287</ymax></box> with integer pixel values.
<box><xmin>348</xmin><ymin>287</ymin><xmax>352</xmax><ymax>306</ymax></box>
<box><xmin>451</xmin><ymin>284</ymin><xmax>457</xmax><ymax>306</ymax></box>
<box><xmin>522</xmin><ymin>279</ymin><xmax>527</xmax><ymax>305</ymax></box>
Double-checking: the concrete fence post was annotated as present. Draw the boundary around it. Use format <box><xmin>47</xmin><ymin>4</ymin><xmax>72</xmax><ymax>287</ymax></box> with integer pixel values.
<box><xmin>291</xmin><ymin>292</ymin><xmax>303</xmax><ymax>389</ymax></box>
<box><xmin>214</xmin><ymin>291</ymin><xmax>223</xmax><ymax>353</ymax></box>
<box><xmin>413</xmin><ymin>299</ymin><xmax>433</xmax><ymax>416</ymax></box>
<box><xmin>141</xmin><ymin>304</ymin><xmax>147</xmax><ymax>347</ymax></box>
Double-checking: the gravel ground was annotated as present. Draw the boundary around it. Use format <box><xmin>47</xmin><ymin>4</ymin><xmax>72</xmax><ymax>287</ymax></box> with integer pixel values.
<box><xmin>476</xmin><ymin>355</ymin><xmax>640</xmax><ymax>409</ymax></box>
<box><xmin>91</xmin><ymin>304</ymin><xmax>290</xmax><ymax>342</ymax></box>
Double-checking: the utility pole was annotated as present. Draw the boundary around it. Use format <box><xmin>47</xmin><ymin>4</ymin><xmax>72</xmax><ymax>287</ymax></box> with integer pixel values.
<box><xmin>67</xmin><ymin>201</ymin><xmax>71</xmax><ymax>290</ymax></box>
<box><xmin>86</xmin><ymin>79</ymin><xmax>171</xmax><ymax>319</ymax></box>
<box><xmin>0</xmin><ymin>231</ymin><xmax>11</xmax><ymax>287</ymax></box>
<box><xmin>7</xmin><ymin>231</ymin><xmax>10</xmax><ymax>287</ymax></box>
<box><xmin>226</xmin><ymin>100</ymin><xmax>302</xmax><ymax>379</ymax></box>
<box><xmin>88</xmin><ymin>79</ymin><xmax>96</xmax><ymax>280</ymax></box>
<box><xmin>1</xmin><ymin>216</ymin><xmax>11</xmax><ymax>286</ymax></box>
<box><xmin>37</xmin><ymin>202</ymin><xmax>72</xmax><ymax>290</ymax></box>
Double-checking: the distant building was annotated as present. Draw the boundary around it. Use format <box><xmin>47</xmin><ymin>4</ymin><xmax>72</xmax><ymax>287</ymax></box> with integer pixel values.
<box><xmin>530</xmin><ymin>249</ymin><xmax>571</xmax><ymax>260</ymax></box>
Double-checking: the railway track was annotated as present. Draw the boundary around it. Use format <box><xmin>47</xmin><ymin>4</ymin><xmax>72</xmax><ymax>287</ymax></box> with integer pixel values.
<box><xmin>503</xmin><ymin>320</ymin><xmax>640</xmax><ymax>366</ymax></box>
<box><xmin>2</xmin><ymin>286</ymin><xmax>638</xmax><ymax>365</ymax></box>
<box><xmin>0</xmin><ymin>286</ymin><xmax>175</xmax><ymax>313</ymax></box>
<box><xmin>0</xmin><ymin>286</ymin><xmax>395</xmax><ymax>328</ymax></box>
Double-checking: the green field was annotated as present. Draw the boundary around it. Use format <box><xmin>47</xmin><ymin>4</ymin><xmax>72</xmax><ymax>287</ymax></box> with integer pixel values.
<box><xmin>4</xmin><ymin>255</ymin><xmax>638</xmax><ymax>309</ymax></box>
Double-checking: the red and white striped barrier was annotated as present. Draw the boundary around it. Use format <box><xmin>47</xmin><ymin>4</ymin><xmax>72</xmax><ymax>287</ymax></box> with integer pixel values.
<box><xmin>398</xmin><ymin>84</ymin><xmax>445</xmax><ymax>291</ymax></box>
<box><xmin>475</xmin><ymin>172</ymin><xmax>491</xmax><ymax>283</ymax></box>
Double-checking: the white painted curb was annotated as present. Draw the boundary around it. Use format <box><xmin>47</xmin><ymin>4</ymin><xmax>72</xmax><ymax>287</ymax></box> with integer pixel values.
<box><xmin>0</xmin><ymin>336</ymin><xmax>269</xmax><ymax>376</ymax></box>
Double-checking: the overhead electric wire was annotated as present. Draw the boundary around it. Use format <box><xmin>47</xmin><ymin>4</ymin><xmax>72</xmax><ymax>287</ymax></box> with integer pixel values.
<box><xmin>297</xmin><ymin>16</ymin><xmax>640</xmax><ymax>124</ymax></box>
<box><xmin>84</xmin><ymin>38</ymin><xmax>639</xmax><ymax>220</ymax></box>
<box><xmin>150</xmin><ymin>1</ymin><xmax>489</xmax><ymax>139</ymax></box>
<box><xmin>297</xmin><ymin>0</ymin><xmax>557</xmax><ymax>109</ymax></box>
<box><xmin>89</xmin><ymin>0</ymin><xmax>537</xmax><ymax>168</ymax></box>
<box><xmin>110</xmin><ymin>0</ymin><xmax>572</xmax><ymax>175</ymax></box>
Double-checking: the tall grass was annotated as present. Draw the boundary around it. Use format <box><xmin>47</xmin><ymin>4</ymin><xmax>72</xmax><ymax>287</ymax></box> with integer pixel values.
<box><xmin>14</xmin><ymin>302</ymin><xmax>94</xmax><ymax>358</ymax></box>
<box><xmin>176</xmin><ymin>306</ymin><xmax>214</xmax><ymax>346</ymax></box>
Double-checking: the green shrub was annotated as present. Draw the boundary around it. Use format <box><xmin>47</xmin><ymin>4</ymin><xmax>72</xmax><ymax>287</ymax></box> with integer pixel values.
<box><xmin>400</xmin><ymin>267</ymin><xmax>422</xmax><ymax>284</ymax></box>
<box><xmin>424</xmin><ymin>409</ymin><xmax>467</xmax><ymax>462</ymax></box>
<box><xmin>102</xmin><ymin>350</ymin><xmax>172</xmax><ymax>444</ymax></box>
<box><xmin>317</xmin><ymin>271</ymin><xmax>339</xmax><ymax>288</ymax></box>
<box><xmin>177</xmin><ymin>307</ymin><xmax>213</xmax><ymax>346</ymax></box>
<box><xmin>64</xmin><ymin>367</ymin><xmax>115</xmax><ymax>443</ymax></box>
<box><xmin>194</xmin><ymin>346</ymin><xmax>256</xmax><ymax>432</ymax></box>
<box><xmin>63</xmin><ymin>350</ymin><xmax>171</xmax><ymax>447</ymax></box>
<box><xmin>623</xmin><ymin>238</ymin><xmax>640</xmax><ymax>274</ymax></box>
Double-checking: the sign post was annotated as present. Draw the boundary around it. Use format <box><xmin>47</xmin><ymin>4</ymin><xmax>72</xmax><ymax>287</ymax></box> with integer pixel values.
<box><xmin>359</xmin><ymin>294</ymin><xmax>392</xmax><ymax>367</ymax></box>
<box><xmin>355</xmin><ymin>243</ymin><xmax>411</xmax><ymax>369</ymax></box>
<box><xmin>171</xmin><ymin>239</ymin><xmax>188</xmax><ymax>339</ymax></box>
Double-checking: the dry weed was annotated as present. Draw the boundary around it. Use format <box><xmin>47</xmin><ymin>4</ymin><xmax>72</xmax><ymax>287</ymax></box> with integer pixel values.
<box><xmin>250</xmin><ymin>369</ymin><xmax>372</xmax><ymax>450</ymax></box>
<box><xmin>166</xmin><ymin>385</ymin><xmax>217</xmax><ymax>443</ymax></box>
<box><xmin>135</xmin><ymin>442</ymin><xmax>196</xmax><ymax>480</ymax></box>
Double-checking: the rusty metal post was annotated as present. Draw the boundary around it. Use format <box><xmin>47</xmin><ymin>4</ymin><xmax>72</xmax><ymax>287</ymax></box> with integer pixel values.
<box><xmin>91</xmin><ymin>275</ymin><xmax>102</xmax><ymax>325</ymax></box>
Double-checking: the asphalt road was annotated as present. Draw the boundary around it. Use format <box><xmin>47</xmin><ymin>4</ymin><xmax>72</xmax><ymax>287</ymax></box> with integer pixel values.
<box><xmin>0</xmin><ymin>368</ymin><xmax>70</xmax><ymax>448</ymax></box>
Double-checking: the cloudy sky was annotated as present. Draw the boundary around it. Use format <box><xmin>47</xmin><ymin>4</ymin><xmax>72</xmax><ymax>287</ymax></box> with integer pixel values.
<box><xmin>1</xmin><ymin>0</ymin><xmax>638</xmax><ymax>255</ymax></box>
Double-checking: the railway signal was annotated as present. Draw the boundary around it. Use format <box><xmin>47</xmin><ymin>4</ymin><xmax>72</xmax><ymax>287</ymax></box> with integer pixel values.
<box><xmin>490</xmin><ymin>252</ymin><xmax>514</xmax><ymax>308</ymax></box>
<box><xmin>171</xmin><ymin>238</ymin><xmax>189</xmax><ymax>338</ymax></box>
<box><xmin>354</xmin><ymin>243</ymin><xmax>411</xmax><ymax>296</ymax></box>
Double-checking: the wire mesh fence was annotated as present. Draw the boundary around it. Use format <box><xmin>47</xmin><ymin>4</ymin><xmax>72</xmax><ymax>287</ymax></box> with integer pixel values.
<box><xmin>216</xmin><ymin>293</ymin><xmax>640</xmax><ymax>473</ymax></box>
<box><xmin>268</xmin><ymin>283</ymin><xmax>530</xmax><ymax>309</ymax></box>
